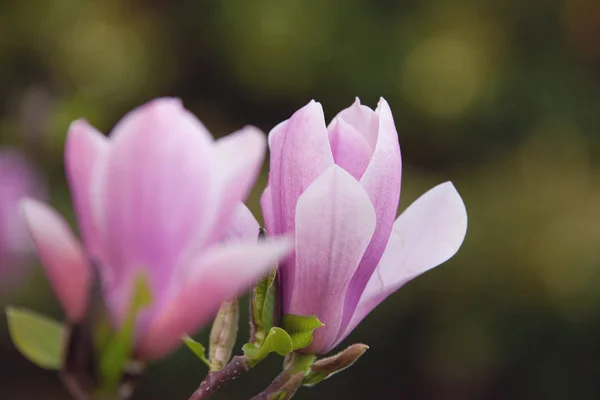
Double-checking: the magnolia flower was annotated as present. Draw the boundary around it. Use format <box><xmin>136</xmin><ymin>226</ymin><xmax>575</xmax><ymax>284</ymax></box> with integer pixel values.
<box><xmin>0</xmin><ymin>150</ymin><xmax>46</xmax><ymax>287</ymax></box>
<box><xmin>21</xmin><ymin>98</ymin><xmax>291</xmax><ymax>360</ymax></box>
<box><xmin>261</xmin><ymin>98</ymin><xmax>467</xmax><ymax>355</ymax></box>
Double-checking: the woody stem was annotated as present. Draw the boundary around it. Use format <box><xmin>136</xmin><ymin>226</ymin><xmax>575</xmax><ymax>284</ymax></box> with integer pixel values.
<box><xmin>188</xmin><ymin>356</ymin><xmax>250</xmax><ymax>400</ymax></box>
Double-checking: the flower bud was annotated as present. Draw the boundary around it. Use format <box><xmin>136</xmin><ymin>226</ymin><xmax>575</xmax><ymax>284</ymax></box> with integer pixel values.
<box><xmin>209</xmin><ymin>299</ymin><xmax>239</xmax><ymax>371</ymax></box>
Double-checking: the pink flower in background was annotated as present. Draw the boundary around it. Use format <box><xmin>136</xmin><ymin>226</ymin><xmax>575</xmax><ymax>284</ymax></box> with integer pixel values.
<box><xmin>21</xmin><ymin>98</ymin><xmax>291</xmax><ymax>360</ymax></box>
<box><xmin>223</xmin><ymin>203</ymin><xmax>261</xmax><ymax>243</ymax></box>
<box><xmin>261</xmin><ymin>98</ymin><xmax>468</xmax><ymax>354</ymax></box>
<box><xmin>0</xmin><ymin>150</ymin><xmax>46</xmax><ymax>288</ymax></box>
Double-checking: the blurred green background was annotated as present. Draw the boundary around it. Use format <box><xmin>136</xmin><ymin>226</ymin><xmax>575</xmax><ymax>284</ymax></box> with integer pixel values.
<box><xmin>1</xmin><ymin>0</ymin><xmax>600</xmax><ymax>398</ymax></box>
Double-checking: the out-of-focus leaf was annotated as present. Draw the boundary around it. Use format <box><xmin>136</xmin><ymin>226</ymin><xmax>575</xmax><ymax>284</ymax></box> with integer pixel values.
<box><xmin>183</xmin><ymin>336</ymin><xmax>211</xmax><ymax>368</ymax></box>
<box><xmin>99</xmin><ymin>273</ymin><xmax>152</xmax><ymax>391</ymax></box>
<box><xmin>6</xmin><ymin>306</ymin><xmax>65</xmax><ymax>370</ymax></box>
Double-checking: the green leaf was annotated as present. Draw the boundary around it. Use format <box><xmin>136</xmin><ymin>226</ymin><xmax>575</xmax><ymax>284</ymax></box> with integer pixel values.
<box><xmin>183</xmin><ymin>336</ymin><xmax>210</xmax><ymax>368</ymax></box>
<box><xmin>242</xmin><ymin>327</ymin><xmax>293</xmax><ymax>366</ymax></box>
<box><xmin>302</xmin><ymin>343</ymin><xmax>369</xmax><ymax>387</ymax></box>
<box><xmin>6</xmin><ymin>307</ymin><xmax>65</xmax><ymax>370</ymax></box>
<box><xmin>99</xmin><ymin>273</ymin><xmax>152</xmax><ymax>391</ymax></box>
<box><xmin>251</xmin><ymin>268</ymin><xmax>278</xmax><ymax>342</ymax></box>
<box><xmin>261</xmin><ymin>271</ymin><xmax>278</xmax><ymax>332</ymax></box>
<box><xmin>280</xmin><ymin>314</ymin><xmax>324</xmax><ymax>351</ymax></box>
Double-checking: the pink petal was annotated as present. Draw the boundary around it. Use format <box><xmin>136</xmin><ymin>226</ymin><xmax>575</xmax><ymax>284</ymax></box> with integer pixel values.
<box><xmin>289</xmin><ymin>165</ymin><xmax>376</xmax><ymax>354</ymax></box>
<box><xmin>268</xmin><ymin>101</ymin><xmax>334</xmax><ymax>236</ymax></box>
<box><xmin>330</xmin><ymin>97</ymin><xmax>379</xmax><ymax>149</ymax></box>
<box><xmin>100</xmin><ymin>98</ymin><xmax>217</xmax><ymax>320</ymax></box>
<box><xmin>136</xmin><ymin>238</ymin><xmax>293</xmax><ymax>360</ymax></box>
<box><xmin>340</xmin><ymin>97</ymin><xmax>402</xmax><ymax>334</ymax></box>
<box><xmin>222</xmin><ymin>203</ymin><xmax>260</xmax><ymax>243</ymax></box>
<box><xmin>327</xmin><ymin>117</ymin><xmax>373</xmax><ymax>180</ymax></box>
<box><xmin>260</xmin><ymin>185</ymin><xmax>276</xmax><ymax>235</ymax></box>
<box><xmin>339</xmin><ymin>182</ymin><xmax>467</xmax><ymax>343</ymax></box>
<box><xmin>207</xmin><ymin>126</ymin><xmax>266</xmax><ymax>246</ymax></box>
<box><xmin>64</xmin><ymin>120</ymin><xmax>109</xmax><ymax>262</ymax></box>
<box><xmin>20</xmin><ymin>199</ymin><xmax>90</xmax><ymax>321</ymax></box>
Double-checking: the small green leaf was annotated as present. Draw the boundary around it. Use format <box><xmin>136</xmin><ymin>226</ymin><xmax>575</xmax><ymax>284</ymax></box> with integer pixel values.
<box><xmin>242</xmin><ymin>327</ymin><xmax>293</xmax><ymax>366</ymax></box>
<box><xmin>99</xmin><ymin>273</ymin><xmax>152</xmax><ymax>391</ymax></box>
<box><xmin>280</xmin><ymin>314</ymin><xmax>324</xmax><ymax>351</ymax></box>
<box><xmin>261</xmin><ymin>271</ymin><xmax>278</xmax><ymax>332</ymax></box>
<box><xmin>252</xmin><ymin>275</ymin><xmax>268</xmax><ymax>327</ymax></box>
<box><xmin>251</xmin><ymin>268</ymin><xmax>278</xmax><ymax>343</ymax></box>
<box><xmin>183</xmin><ymin>336</ymin><xmax>210</xmax><ymax>368</ymax></box>
<box><xmin>6</xmin><ymin>307</ymin><xmax>65</xmax><ymax>370</ymax></box>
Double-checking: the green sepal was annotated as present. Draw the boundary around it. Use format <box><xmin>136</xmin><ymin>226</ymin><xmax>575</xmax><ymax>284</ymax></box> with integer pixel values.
<box><xmin>287</xmin><ymin>352</ymin><xmax>317</xmax><ymax>375</ymax></box>
<box><xmin>98</xmin><ymin>273</ymin><xmax>152</xmax><ymax>391</ymax></box>
<box><xmin>183</xmin><ymin>336</ymin><xmax>211</xmax><ymax>368</ymax></box>
<box><xmin>242</xmin><ymin>327</ymin><xmax>293</xmax><ymax>367</ymax></box>
<box><xmin>250</xmin><ymin>267</ymin><xmax>278</xmax><ymax>344</ymax></box>
<box><xmin>260</xmin><ymin>270</ymin><xmax>278</xmax><ymax>332</ymax></box>
<box><xmin>241</xmin><ymin>313</ymin><xmax>323</xmax><ymax>368</ymax></box>
<box><xmin>6</xmin><ymin>307</ymin><xmax>65</xmax><ymax>370</ymax></box>
<box><xmin>280</xmin><ymin>314</ymin><xmax>324</xmax><ymax>351</ymax></box>
<box><xmin>302</xmin><ymin>343</ymin><xmax>369</xmax><ymax>387</ymax></box>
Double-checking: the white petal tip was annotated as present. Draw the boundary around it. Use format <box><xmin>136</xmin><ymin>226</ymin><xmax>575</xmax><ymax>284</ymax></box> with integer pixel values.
<box><xmin>324</xmin><ymin>164</ymin><xmax>360</xmax><ymax>183</ymax></box>
<box><xmin>19</xmin><ymin>197</ymin><xmax>42</xmax><ymax>219</ymax></box>
<box><xmin>376</xmin><ymin>97</ymin><xmax>390</xmax><ymax>109</ymax></box>
<box><xmin>438</xmin><ymin>181</ymin><xmax>466</xmax><ymax>210</ymax></box>
<box><xmin>19</xmin><ymin>199</ymin><xmax>67</xmax><ymax>239</ymax></box>
<box><xmin>68</xmin><ymin>119</ymin><xmax>89</xmax><ymax>132</ymax></box>
<box><xmin>153</xmin><ymin>97</ymin><xmax>183</xmax><ymax>106</ymax></box>
<box><xmin>239</xmin><ymin>125</ymin><xmax>267</xmax><ymax>142</ymax></box>
<box><xmin>139</xmin><ymin>98</ymin><xmax>185</xmax><ymax>117</ymax></box>
<box><xmin>430</xmin><ymin>180</ymin><xmax>468</xmax><ymax>242</ymax></box>
<box><xmin>305</xmin><ymin>100</ymin><xmax>324</xmax><ymax>114</ymax></box>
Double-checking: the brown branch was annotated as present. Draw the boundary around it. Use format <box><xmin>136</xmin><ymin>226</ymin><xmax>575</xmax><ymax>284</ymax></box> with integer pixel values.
<box><xmin>188</xmin><ymin>356</ymin><xmax>250</xmax><ymax>400</ymax></box>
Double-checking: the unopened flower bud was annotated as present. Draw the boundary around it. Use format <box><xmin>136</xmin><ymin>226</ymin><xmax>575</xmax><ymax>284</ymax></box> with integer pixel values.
<box><xmin>209</xmin><ymin>299</ymin><xmax>239</xmax><ymax>371</ymax></box>
<box><xmin>303</xmin><ymin>343</ymin><xmax>369</xmax><ymax>387</ymax></box>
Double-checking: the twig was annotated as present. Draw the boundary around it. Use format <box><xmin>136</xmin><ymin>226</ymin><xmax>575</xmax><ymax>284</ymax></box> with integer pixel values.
<box><xmin>188</xmin><ymin>356</ymin><xmax>250</xmax><ymax>400</ymax></box>
<box><xmin>249</xmin><ymin>353</ymin><xmax>312</xmax><ymax>400</ymax></box>
<box><xmin>250</xmin><ymin>372</ymin><xmax>304</xmax><ymax>400</ymax></box>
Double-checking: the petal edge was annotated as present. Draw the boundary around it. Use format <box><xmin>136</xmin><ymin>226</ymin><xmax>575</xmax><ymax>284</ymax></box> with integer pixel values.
<box><xmin>339</xmin><ymin>182</ymin><xmax>467</xmax><ymax>344</ymax></box>
<box><xmin>20</xmin><ymin>199</ymin><xmax>91</xmax><ymax>321</ymax></box>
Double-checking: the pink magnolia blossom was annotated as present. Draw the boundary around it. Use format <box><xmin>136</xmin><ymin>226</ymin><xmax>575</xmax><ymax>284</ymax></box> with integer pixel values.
<box><xmin>21</xmin><ymin>98</ymin><xmax>291</xmax><ymax>360</ymax></box>
<box><xmin>261</xmin><ymin>98</ymin><xmax>467</xmax><ymax>354</ymax></box>
<box><xmin>0</xmin><ymin>150</ymin><xmax>46</xmax><ymax>287</ymax></box>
